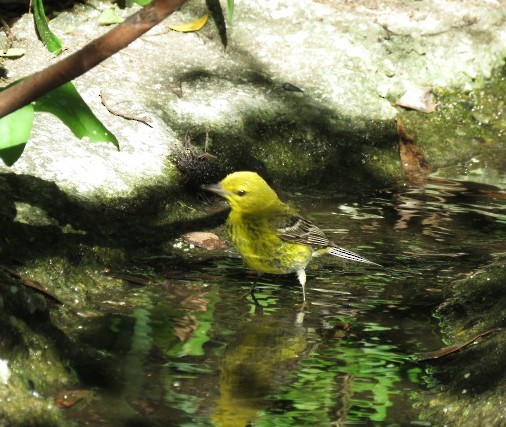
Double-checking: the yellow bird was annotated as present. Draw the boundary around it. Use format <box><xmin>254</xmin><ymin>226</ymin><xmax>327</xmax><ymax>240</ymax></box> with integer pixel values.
<box><xmin>203</xmin><ymin>171</ymin><xmax>380</xmax><ymax>303</ymax></box>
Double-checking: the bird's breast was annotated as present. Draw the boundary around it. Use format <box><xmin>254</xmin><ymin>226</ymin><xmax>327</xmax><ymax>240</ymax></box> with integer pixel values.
<box><xmin>226</xmin><ymin>215</ymin><xmax>312</xmax><ymax>275</ymax></box>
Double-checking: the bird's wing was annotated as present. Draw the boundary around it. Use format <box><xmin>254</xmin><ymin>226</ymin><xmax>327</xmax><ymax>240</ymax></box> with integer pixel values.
<box><xmin>274</xmin><ymin>215</ymin><xmax>330</xmax><ymax>247</ymax></box>
<box><xmin>274</xmin><ymin>213</ymin><xmax>382</xmax><ymax>267</ymax></box>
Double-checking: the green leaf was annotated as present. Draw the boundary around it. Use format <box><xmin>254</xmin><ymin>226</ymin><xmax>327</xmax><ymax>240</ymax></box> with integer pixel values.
<box><xmin>130</xmin><ymin>0</ymin><xmax>152</xmax><ymax>5</ymax></box>
<box><xmin>0</xmin><ymin>104</ymin><xmax>34</xmax><ymax>166</ymax></box>
<box><xmin>227</xmin><ymin>0</ymin><xmax>234</xmax><ymax>23</ymax></box>
<box><xmin>0</xmin><ymin>144</ymin><xmax>27</xmax><ymax>166</ymax></box>
<box><xmin>34</xmin><ymin>82</ymin><xmax>119</xmax><ymax>148</ymax></box>
<box><xmin>98</xmin><ymin>7</ymin><xmax>123</xmax><ymax>26</ymax></box>
<box><xmin>33</xmin><ymin>0</ymin><xmax>63</xmax><ymax>54</ymax></box>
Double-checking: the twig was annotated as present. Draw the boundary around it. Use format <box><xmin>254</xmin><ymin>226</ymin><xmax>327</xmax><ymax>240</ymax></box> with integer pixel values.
<box><xmin>0</xmin><ymin>264</ymin><xmax>63</xmax><ymax>305</ymax></box>
<box><xmin>0</xmin><ymin>19</ymin><xmax>14</xmax><ymax>54</ymax></box>
<box><xmin>418</xmin><ymin>327</ymin><xmax>504</xmax><ymax>361</ymax></box>
<box><xmin>99</xmin><ymin>91</ymin><xmax>152</xmax><ymax>127</ymax></box>
<box><xmin>0</xmin><ymin>0</ymin><xmax>189</xmax><ymax>119</ymax></box>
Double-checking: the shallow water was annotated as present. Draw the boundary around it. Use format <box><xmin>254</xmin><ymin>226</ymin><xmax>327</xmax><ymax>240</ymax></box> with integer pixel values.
<box><xmin>65</xmin><ymin>178</ymin><xmax>506</xmax><ymax>426</ymax></box>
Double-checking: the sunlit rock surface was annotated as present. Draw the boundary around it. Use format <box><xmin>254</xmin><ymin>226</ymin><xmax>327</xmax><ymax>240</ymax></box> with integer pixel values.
<box><xmin>1</xmin><ymin>0</ymin><xmax>505</xmax><ymax>195</ymax></box>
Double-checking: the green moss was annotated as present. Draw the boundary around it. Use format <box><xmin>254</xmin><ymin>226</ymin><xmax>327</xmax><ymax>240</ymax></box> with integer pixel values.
<box><xmin>0</xmin><ymin>388</ymin><xmax>64</xmax><ymax>427</ymax></box>
<box><xmin>437</xmin><ymin>256</ymin><xmax>506</xmax><ymax>333</ymax></box>
<box><xmin>0</xmin><ymin>276</ymin><xmax>74</xmax><ymax>426</ymax></box>
<box><xmin>418</xmin><ymin>255</ymin><xmax>506</xmax><ymax>427</ymax></box>
<box><xmin>398</xmin><ymin>66</ymin><xmax>506</xmax><ymax>180</ymax></box>
<box><xmin>179</xmin><ymin>115</ymin><xmax>400</xmax><ymax>189</ymax></box>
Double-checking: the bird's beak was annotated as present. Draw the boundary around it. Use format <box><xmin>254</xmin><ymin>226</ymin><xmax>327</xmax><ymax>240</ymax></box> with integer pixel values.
<box><xmin>202</xmin><ymin>183</ymin><xmax>231</xmax><ymax>197</ymax></box>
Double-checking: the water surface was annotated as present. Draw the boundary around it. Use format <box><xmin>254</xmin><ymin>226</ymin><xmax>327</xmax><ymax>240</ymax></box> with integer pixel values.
<box><xmin>65</xmin><ymin>178</ymin><xmax>506</xmax><ymax>426</ymax></box>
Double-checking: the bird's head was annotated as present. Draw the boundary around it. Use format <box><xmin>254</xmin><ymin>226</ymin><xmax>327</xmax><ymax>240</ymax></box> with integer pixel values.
<box><xmin>203</xmin><ymin>171</ymin><xmax>280</xmax><ymax>214</ymax></box>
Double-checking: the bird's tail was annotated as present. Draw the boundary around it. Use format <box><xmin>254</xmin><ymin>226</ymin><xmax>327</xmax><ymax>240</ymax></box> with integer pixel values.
<box><xmin>327</xmin><ymin>245</ymin><xmax>382</xmax><ymax>267</ymax></box>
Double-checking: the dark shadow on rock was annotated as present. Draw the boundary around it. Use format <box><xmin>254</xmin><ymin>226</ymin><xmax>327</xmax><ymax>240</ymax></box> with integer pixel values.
<box><xmin>418</xmin><ymin>258</ymin><xmax>506</xmax><ymax>426</ymax></box>
<box><xmin>160</xmin><ymin>66</ymin><xmax>399</xmax><ymax>189</ymax></box>
<box><xmin>432</xmin><ymin>270</ymin><xmax>506</xmax><ymax>395</ymax></box>
<box><xmin>0</xmin><ymin>173</ymin><xmax>227</xmax><ymax>423</ymax></box>
<box><xmin>0</xmin><ymin>268</ymin><xmax>110</xmax><ymax>395</ymax></box>
<box><xmin>432</xmin><ymin>332</ymin><xmax>506</xmax><ymax>395</ymax></box>
<box><xmin>0</xmin><ymin>172</ymin><xmax>226</xmax><ymax>264</ymax></box>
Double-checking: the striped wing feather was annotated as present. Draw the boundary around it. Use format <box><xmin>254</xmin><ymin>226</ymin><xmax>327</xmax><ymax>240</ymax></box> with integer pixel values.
<box><xmin>274</xmin><ymin>214</ymin><xmax>381</xmax><ymax>266</ymax></box>
<box><xmin>276</xmin><ymin>216</ymin><xmax>330</xmax><ymax>247</ymax></box>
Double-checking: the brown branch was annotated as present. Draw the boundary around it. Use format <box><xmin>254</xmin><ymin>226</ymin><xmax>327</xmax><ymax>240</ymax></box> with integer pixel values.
<box><xmin>0</xmin><ymin>0</ymin><xmax>189</xmax><ymax>119</ymax></box>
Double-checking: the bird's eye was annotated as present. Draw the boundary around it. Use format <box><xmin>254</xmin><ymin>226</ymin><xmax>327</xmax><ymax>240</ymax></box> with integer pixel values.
<box><xmin>236</xmin><ymin>190</ymin><xmax>247</xmax><ymax>196</ymax></box>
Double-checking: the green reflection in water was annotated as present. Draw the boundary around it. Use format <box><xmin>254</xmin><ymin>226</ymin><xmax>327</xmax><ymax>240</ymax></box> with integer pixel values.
<box><xmin>122</xmin><ymin>304</ymin><xmax>153</xmax><ymax>400</ymax></box>
<box><xmin>162</xmin><ymin>286</ymin><xmax>220</xmax><ymax>418</ymax></box>
<box><xmin>254</xmin><ymin>322</ymin><xmax>412</xmax><ymax>426</ymax></box>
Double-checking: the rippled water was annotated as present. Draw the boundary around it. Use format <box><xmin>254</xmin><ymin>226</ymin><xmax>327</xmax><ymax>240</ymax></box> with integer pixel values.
<box><xmin>66</xmin><ymin>178</ymin><xmax>506</xmax><ymax>426</ymax></box>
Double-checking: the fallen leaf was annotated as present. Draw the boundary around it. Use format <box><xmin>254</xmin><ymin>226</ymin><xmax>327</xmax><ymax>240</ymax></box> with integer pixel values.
<box><xmin>0</xmin><ymin>48</ymin><xmax>25</xmax><ymax>58</ymax></box>
<box><xmin>98</xmin><ymin>7</ymin><xmax>123</xmax><ymax>25</ymax></box>
<box><xmin>169</xmin><ymin>14</ymin><xmax>208</xmax><ymax>32</ymax></box>
<box><xmin>54</xmin><ymin>389</ymin><xmax>93</xmax><ymax>408</ymax></box>
<box><xmin>174</xmin><ymin>314</ymin><xmax>198</xmax><ymax>341</ymax></box>
<box><xmin>182</xmin><ymin>232</ymin><xmax>227</xmax><ymax>250</ymax></box>
<box><xmin>397</xmin><ymin>119</ymin><xmax>432</xmax><ymax>182</ymax></box>
<box><xmin>396</xmin><ymin>88</ymin><xmax>436</xmax><ymax>113</ymax></box>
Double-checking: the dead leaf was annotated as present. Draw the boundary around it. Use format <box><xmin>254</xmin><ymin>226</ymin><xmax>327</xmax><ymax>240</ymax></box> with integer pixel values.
<box><xmin>182</xmin><ymin>232</ymin><xmax>227</xmax><ymax>250</ymax></box>
<box><xmin>397</xmin><ymin>119</ymin><xmax>432</xmax><ymax>182</ymax></box>
<box><xmin>174</xmin><ymin>314</ymin><xmax>198</xmax><ymax>341</ymax></box>
<box><xmin>396</xmin><ymin>88</ymin><xmax>436</xmax><ymax>113</ymax></box>
<box><xmin>179</xmin><ymin>291</ymin><xmax>209</xmax><ymax>310</ymax></box>
<box><xmin>169</xmin><ymin>14</ymin><xmax>208</xmax><ymax>32</ymax></box>
<box><xmin>54</xmin><ymin>389</ymin><xmax>93</xmax><ymax>408</ymax></box>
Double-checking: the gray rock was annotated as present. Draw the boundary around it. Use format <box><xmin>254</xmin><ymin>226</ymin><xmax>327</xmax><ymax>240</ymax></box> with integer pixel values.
<box><xmin>1</xmin><ymin>0</ymin><xmax>505</xmax><ymax>198</ymax></box>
